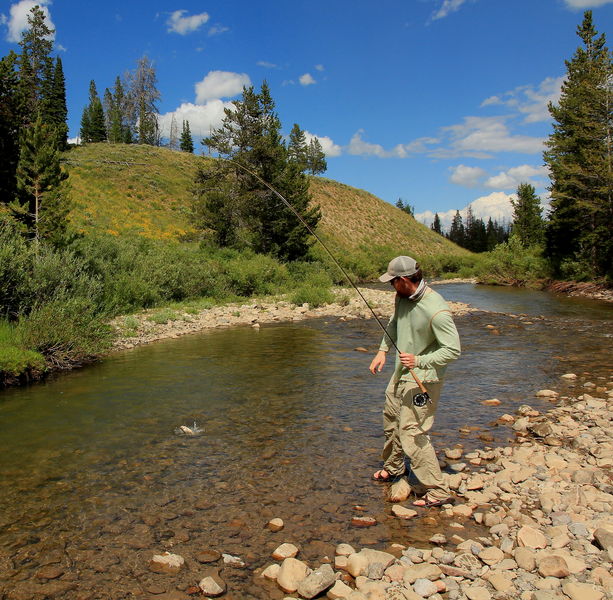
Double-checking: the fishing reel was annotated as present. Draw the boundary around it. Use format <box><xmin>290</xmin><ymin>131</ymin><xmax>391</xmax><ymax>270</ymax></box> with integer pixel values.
<box><xmin>412</xmin><ymin>392</ymin><xmax>431</xmax><ymax>407</ymax></box>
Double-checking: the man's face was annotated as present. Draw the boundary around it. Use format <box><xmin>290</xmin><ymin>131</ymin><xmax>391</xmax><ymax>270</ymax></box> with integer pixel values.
<box><xmin>391</xmin><ymin>276</ymin><xmax>418</xmax><ymax>298</ymax></box>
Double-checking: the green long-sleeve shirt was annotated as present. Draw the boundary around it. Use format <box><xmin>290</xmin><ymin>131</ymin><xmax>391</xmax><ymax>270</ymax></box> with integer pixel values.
<box><xmin>379</xmin><ymin>286</ymin><xmax>461</xmax><ymax>383</ymax></box>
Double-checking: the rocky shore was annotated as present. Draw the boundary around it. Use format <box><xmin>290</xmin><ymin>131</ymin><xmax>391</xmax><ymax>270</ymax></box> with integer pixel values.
<box><xmin>111</xmin><ymin>286</ymin><xmax>476</xmax><ymax>351</ymax></box>
<box><xmin>141</xmin><ymin>375</ymin><xmax>612</xmax><ymax>600</ymax></box>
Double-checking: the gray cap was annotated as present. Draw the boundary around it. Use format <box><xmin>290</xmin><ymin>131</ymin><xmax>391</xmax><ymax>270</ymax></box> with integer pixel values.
<box><xmin>378</xmin><ymin>256</ymin><xmax>419</xmax><ymax>282</ymax></box>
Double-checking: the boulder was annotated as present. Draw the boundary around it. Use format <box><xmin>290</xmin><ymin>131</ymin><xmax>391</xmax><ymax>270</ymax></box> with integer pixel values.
<box><xmin>537</xmin><ymin>554</ymin><xmax>570</xmax><ymax>578</ymax></box>
<box><xmin>392</xmin><ymin>505</ymin><xmax>417</xmax><ymax>519</ymax></box>
<box><xmin>402</xmin><ymin>563</ymin><xmax>442</xmax><ymax>585</ymax></box>
<box><xmin>412</xmin><ymin>578</ymin><xmax>438</xmax><ymax>597</ymax></box>
<box><xmin>296</xmin><ymin>564</ymin><xmax>336</xmax><ymax>599</ymax></box>
<box><xmin>478</xmin><ymin>546</ymin><xmax>504</xmax><ymax>566</ymax></box>
<box><xmin>267</xmin><ymin>518</ymin><xmax>284</xmax><ymax>532</ymax></box>
<box><xmin>276</xmin><ymin>557</ymin><xmax>310</xmax><ymax>593</ymax></box>
<box><xmin>198</xmin><ymin>571</ymin><xmax>226</xmax><ymax>597</ymax></box>
<box><xmin>561</xmin><ymin>582</ymin><xmax>604</xmax><ymax>600</ymax></box>
<box><xmin>149</xmin><ymin>552</ymin><xmax>185</xmax><ymax>574</ymax></box>
<box><xmin>327</xmin><ymin>579</ymin><xmax>354</xmax><ymax>599</ymax></box>
<box><xmin>517</xmin><ymin>525</ymin><xmax>548</xmax><ymax>549</ymax></box>
<box><xmin>272</xmin><ymin>543</ymin><xmax>299</xmax><ymax>560</ymax></box>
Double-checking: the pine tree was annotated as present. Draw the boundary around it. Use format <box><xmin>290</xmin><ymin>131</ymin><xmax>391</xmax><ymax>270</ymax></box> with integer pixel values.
<box><xmin>431</xmin><ymin>213</ymin><xmax>442</xmax><ymax>235</ymax></box>
<box><xmin>305</xmin><ymin>137</ymin><xmax>327</xmax><ymax>175</ymax></box>
<box><xmin>510</xmin><ymin>183</ymin><xmax>545</xmax><ymax>247</ymax></box>
<box><xmin>180</xmin><ymin>120</ymin><xmax>194</xmax><ymax>153</ymax></box>
<box><xmin>17</xmin><ymin>5</ymin><xmax>54</xmax><ymax>117</ymax></box>
<box><xmin>105</xmin><ymin>76</ymin><xmax>129</xmax><ymax>144</ymax></box>
<box><xmin>0</xmin><ymin>52</ymin><xmax>23</xmax><ymax>204</ymax></box>
<box><xmin>81</xmin><ymin>80</ymin><xmax>106</xmax><ymax>143</ymax></box>
<box><xmin>197</xmin><ymin>82</ymin><xmax>320</xmax><ymax>260</ymax></box>
<box><xmin>49</xmin><ymin>57</ymin><xmax>68</xmax><ymax>149</ymax></box>
<box><xmin>10</xmin><ymin>115</ymin><xmax>71</xmax><ymax>244</ymax></box>
<box><xmin>287</xmin><ymin>123</ymin><xmax>308</xmax><ymax>171</ymax></box>
<box><xmin>448</xmin><ymin>210</ymin><xmax>465</xmax><ymax>247</ymax></box>
<box><xmin>544</xmin><ymin>10</ymin><xmax>613</xmax><ymax>278</ymax></box>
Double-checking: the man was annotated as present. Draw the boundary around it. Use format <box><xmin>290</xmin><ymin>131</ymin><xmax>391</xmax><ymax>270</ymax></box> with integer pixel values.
<box><xmin>369</xmin><ymin>256</ymin><xmax>461</xmax><ymax>507</ymax></box>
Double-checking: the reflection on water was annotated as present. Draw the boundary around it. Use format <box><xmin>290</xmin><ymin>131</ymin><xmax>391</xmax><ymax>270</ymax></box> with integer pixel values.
<box><xmin>0</xmin><ymin>284</ymin><xmax>611</xmax><ymax>598</ymax></box>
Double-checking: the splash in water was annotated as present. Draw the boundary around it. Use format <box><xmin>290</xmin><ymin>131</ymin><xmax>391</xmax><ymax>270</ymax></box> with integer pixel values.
<box><xmin>174</xmin><ymin>421</ymin><xmax>203</xmax><ymax>436</ymax></box>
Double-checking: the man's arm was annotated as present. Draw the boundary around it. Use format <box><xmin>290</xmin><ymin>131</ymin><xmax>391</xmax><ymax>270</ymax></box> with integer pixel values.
<box><xmin>415</xmin><ymin>310</ymin><xmax>461</xmax><ymax>368</ymax></box>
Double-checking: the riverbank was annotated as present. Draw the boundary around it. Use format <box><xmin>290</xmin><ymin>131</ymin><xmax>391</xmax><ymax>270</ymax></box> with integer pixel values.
<box><xmin>110</xmin><ymin>287</ymin><xmax>477</xmax><ymax>351</ymax></box>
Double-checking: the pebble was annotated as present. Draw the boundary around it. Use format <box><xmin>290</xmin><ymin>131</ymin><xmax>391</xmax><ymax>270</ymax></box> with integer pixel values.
<box><xmin>267</xmin><ymin>518</ymin><xmax>284</xmax><ymax>532</ymax></box>
<box><xmin>149</xmin><ymin>552</ymin><xmax>185</xmax><ymax>574</ymax></box>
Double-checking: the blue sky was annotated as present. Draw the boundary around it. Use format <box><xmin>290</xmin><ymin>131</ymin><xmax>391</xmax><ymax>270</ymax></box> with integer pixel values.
<box><xmin>2</xmin><ymin>0</ymin><xmax>612</xmax><ymax>229</ymax></box>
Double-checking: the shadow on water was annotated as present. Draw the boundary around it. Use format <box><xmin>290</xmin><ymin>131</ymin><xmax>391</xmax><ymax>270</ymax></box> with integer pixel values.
<box><xmin>0</xmin><ymin>283</ymin><xmax>611</xmax><ymax>598</ymax></box>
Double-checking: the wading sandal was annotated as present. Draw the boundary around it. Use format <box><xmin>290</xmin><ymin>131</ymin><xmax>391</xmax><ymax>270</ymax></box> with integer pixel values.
<box><xmin>372</xmin><ymin>469</ymin><xmax>404</xmax><ymax>482</ymax></box>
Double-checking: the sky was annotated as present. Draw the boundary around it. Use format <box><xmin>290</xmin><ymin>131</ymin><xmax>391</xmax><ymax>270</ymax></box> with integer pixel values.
<box><xmin>2</xmin><ymin>0</ymin><xmax>613</xmax><ymax>230</ymax></box>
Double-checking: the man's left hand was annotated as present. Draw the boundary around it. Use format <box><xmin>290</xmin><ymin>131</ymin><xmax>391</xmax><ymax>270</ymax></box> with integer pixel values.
<box><xmin>399</xmin><ymin>352</ymin><xmax>417</xmax><ymax>369</ymax></box>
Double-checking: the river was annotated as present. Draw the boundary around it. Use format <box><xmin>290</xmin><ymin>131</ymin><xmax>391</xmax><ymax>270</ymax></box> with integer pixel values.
<box><xmin>0</xmin><ymin>283</ymin><xmax>611</xmax><ymax>599</ymax></box>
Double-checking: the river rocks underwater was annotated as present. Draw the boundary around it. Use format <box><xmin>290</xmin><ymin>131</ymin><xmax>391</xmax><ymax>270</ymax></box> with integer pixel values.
<box><xmin>0</xmin><ymin>284</ymin><xmax>611</xmax><ymax>599</ymax></box>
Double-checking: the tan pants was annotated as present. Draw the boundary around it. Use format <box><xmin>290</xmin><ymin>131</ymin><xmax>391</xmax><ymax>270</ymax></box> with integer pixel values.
<box><xmin>382</xmin><ymin>379</ymin><xmax>450</xmax><ymax>501</ymax></box>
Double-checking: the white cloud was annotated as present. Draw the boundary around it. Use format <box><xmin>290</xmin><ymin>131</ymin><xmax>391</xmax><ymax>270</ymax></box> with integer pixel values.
<box><xmin>416</xmin><ymin>191</ymin><xmax>516</xmax><ymax>230</ymax></box>
<box><xmin>299</xmin><ymin>73</ymin><xmax>316</xmax><ymax>86</ymax></box>
<box><xmin>432</xmin><ymin>0</ymin><xmax>467</xmax><ymax>21</ymax></box>
<box><xmin>563</xmin><ymin>0</ymin><xmax>613</xmax><ymax>7</ymax></box>
<box><xmin>484</xmin><ymin>164</ymin><xmax>549</xmax><ymax>189</ymax></box>
<box><xmin>348</xmin><ymin>130</ymin><xmax>387</xmax><ymax>157</ymax></box>
<box><xmin>158</xmin><ymin>100</ymin><xmax>233</xmax><ymax>139</ymax></box>
<box><xmin>195</xmin><ymin>71</ymin><xmax>251</xmax><ymax>103</ymax></box>
<box><xmin>257</xmin><ymin>60</ymin><xmax>277</xmax><ymax>68</ymax></box>
<box><xmin>304</xmin><ymin>131</ymin><xmax>342</xmax><ymax>157</ymax></box>
<box><xmin>481</xmin><ymin>76</ymin><xmax>564</xmax><ymax>124</ymax></box>
<box><xmin>449</xmin><ymin>164</ymin><xmax>487</xmax><ymax>187</ymax></box>
<box><xmin>440</xmin><ymin>115</ymin><xmax>544</xmax><ymax>156</ymax></box>
<box><xmin>167</xmin><ymin>9</ymin><xmax>209</xmax><ymax>35</ymax></box>
<box><xmin>314</xmin><ymin>64</ymin><xmax>325</xmax><ymax>71</ymax></box>
<box><xmin>208</xmin><ymin>24</ymin><xmax>229</xmax><ymax>36</ymax></box>
<box><xmin>5</xmin><ymin>0</ymin><xmax>54</xmax><ymax>43</ymax></box>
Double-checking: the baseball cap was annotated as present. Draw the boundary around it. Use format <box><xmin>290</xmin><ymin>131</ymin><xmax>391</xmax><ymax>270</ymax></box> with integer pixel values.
<box><xmin>378</xmin><ymin>256</ymin><xmax>419</xmax><ymax>282</ymax></box>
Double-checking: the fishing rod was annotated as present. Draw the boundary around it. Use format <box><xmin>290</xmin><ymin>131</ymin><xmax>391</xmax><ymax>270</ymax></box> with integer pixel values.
<box><xmin>227</xmin><ymin>159</ymin><xmax>430</xmax><ymax>402</ymax></box>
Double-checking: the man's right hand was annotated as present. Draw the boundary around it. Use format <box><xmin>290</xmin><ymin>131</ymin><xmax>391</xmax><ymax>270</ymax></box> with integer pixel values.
<box><xmin>369</xmin><ymin>350</ymin><xmax>387</xmax><ymax>374</ymax></box>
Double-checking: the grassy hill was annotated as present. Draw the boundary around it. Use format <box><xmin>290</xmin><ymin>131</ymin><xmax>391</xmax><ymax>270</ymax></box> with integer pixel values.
<box><xmin>62</xmin><ymin>143</ymin><xmax>468</xmax><ymax>260</ymax></box>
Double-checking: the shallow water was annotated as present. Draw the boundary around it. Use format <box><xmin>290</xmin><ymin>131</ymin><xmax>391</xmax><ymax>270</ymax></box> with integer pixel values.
<box><xmin>0</xmin><ymin>284</ymin><xmax>611</xmax><ymax>598</ymax></box>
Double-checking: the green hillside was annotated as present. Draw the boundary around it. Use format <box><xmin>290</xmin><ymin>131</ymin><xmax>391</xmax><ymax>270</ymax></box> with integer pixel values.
<box><xmin>62</xmin><ymin>143</ymin><xmax>468</xmax><ymax>259</ymax></box>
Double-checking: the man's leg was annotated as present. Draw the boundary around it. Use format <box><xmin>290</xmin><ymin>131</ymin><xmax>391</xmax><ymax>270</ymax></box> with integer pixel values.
<box><xmin>397</xmin><ymin>381</ymin><xmax>450</xmax><ymax>502</ymax></box>
<box><xmin>379</xmin><ymin>379</ymin><xmax>405</xmax><ymax>478</ymax></box>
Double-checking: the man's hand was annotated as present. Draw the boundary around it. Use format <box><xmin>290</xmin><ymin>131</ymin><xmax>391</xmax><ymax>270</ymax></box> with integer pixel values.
<box><xmin>369</xmin><ymin>350</ymin><xmax>387</xmax><ymax>374</ymax></box>
<box><xmin>399</xmin><ymin>352</ymin><xmax>417</xmax><ymax>369</ymax></box>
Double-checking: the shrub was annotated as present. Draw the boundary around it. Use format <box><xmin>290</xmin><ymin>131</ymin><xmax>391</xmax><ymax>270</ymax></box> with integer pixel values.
<box><xmin>17</xmin><ymin>296</ymin><xmax>112</xmax><ymax>370</ymax></box>
<box><xmin>291</xmin><ymin>285</ymin><xmax>335</xmax><ymax>308</ymax></box>
<box><xmin>476</xmin><ymin>237</ymin><xmax>551</xmax><ymax>285</ymax></box>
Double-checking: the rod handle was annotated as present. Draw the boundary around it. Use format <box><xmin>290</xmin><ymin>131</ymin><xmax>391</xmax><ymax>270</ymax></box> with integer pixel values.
<box><xmin>409</xmin><ymin>368</ymin><xmax>428</xmax><ymax>394</ymax></box>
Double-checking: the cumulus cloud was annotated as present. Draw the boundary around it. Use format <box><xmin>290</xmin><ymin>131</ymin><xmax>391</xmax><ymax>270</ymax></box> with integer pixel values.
<box><xmin>449</xmin><ymin>165</ymin><xmax>487</xmax><ymax>187</ymax></box>
<box><xmin>314</xmin><ymin>64</ymin><xmax>325</xmax><ymax>71</ymax></box>
<box><xmin>195</xmin><ymin>71</ymin><xmax>251</xmax><ymax>103</ymax></box>
<box><xmin>167</xmin><ymin>9</ymin><xmax>209</xmax><ymax>35</ymax></box>
<box><xmin>416</xmin><ymin>191</ymin><xmax>516</xmax><ymax>230</ymax></box>
<box><xmin>484</xmin><ymin>164</ymin><xmax>549</xmax><ymax>189</ymax></box>
<box><xmin>347</xmin><ymin>130</ymin><xmax>410</xmax><ymax>158</ymax></box>
<box><xmin>563</xmin><ymin>0</ymin><xmax>613</xmax><ymax>7</ymax></box>
<box><xmin>299</xmin><ymin>73</ymin><xmax>316</xmax><ymax>86</ymax></box>
<box><xmin>432</xmin><ymin>0</ymin><xmax>467</xmax><ymax>21</ymax></box>
<box><xmin>304</xmin><ymin>131</ymin><xmax>342</xmax><ymax>157</ymax></box>
<box><xmin>5</xmin><ymin>0</ymin><xmax>54</xmax><ymax>43</ymax></box>
<box><xmin>158</xmin><ymin>100</ymin><xmax>233</xmax><ymax>139</ymax></box>
<box><xmin>438</xmin><ymin>115</ymin><xmax>544</xmax><ymax>157</ymax></box>
<box><xmin>480</xmin><ymin>76</ymin><xmax>564</xmax><ymax>123</ymax></box>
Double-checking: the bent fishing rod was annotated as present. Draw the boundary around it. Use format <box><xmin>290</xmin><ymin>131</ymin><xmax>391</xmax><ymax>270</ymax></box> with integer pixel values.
<box><xmin>228</xmin><ymin>159</ymin><xmax>430</xmax><ymax>401</ymax></box>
